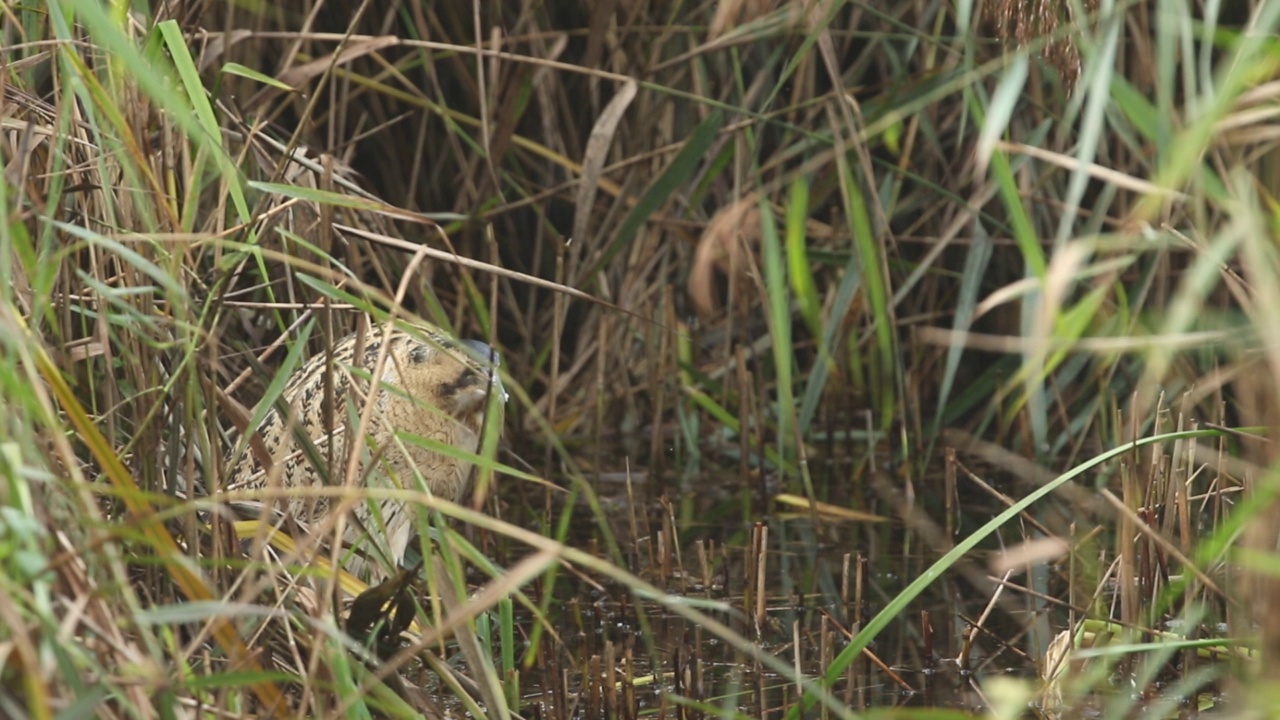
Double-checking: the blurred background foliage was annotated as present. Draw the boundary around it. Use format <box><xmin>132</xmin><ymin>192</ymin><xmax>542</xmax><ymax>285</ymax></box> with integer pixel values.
<box><xmin>4</xmin><ymin>0</ymin><xmax>1280</xmax><ymax>717</ymax></box>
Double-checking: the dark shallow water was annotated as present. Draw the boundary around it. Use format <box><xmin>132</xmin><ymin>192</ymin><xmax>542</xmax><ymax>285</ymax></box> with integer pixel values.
<box><xmin>450</xmin><ymin>452</ymin><xmax>1054</xmax><ymax>717</ymax></box>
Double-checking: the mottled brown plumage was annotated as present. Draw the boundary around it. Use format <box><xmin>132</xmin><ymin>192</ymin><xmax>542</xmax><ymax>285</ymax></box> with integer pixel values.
<box><xmin>226</xmin><ymin>320</ymin><xmax>505</xmax><ymax>580</ymax></box>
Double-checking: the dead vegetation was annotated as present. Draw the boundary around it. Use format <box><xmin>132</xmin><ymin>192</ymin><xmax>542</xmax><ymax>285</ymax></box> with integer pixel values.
<box><xmin>2</xmin><ymin>0</ymin><xmax>1280</xmax><ymax>717</ymax></box>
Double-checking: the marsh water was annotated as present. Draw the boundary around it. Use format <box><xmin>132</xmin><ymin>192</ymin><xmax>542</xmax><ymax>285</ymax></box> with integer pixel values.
<box><xmin>450</xmin><ymin>447</ymin><xmax>1054</xmax><ymax>717</ymax></box>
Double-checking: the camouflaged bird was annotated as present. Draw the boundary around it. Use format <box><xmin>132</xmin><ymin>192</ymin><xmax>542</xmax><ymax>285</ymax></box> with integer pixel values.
<box><xmin>226</xmin><ymin>319</ymin><xmax>505</xmax><ymax>580</ymax></box>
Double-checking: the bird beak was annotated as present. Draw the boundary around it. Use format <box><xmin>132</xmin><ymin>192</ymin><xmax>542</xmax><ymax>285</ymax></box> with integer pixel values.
<box><xmin>461</xmin><ymin>339</ymin><xmax>508</xmax><ymax>403</ymax></box>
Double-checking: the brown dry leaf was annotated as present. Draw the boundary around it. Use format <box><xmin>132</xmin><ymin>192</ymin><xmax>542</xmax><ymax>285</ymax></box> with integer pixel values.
<box><xmin>989</xmin><ymin>536</ymin><xmax>1070</xmax><ymax>575</ymax></box>
<box><xmin>572</xmin><ymin>79</ymin><xmax>638</xmax><ymax>248</ymax></box>
<box><xmin>66</xmin><ymin>340</ymin><xmax>106</xmax><ymax>363</ymax></box>
<box><xmin>277</xmin><ymin>36</ymin><xmax>401</xmax><ymax>88</ymax></box>
<box><xmin>689</xmin><ymin>194</ymin><xmax>762</xmax><ymax>318</ymax></box>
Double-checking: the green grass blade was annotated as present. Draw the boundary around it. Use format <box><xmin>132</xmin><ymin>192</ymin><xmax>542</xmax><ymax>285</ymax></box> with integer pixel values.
<box><xmin>758</xmin><ymin>195</ymin><xmax>796</xmax><ymax>472</ymax></box>
<box><xmin>788</xmin><ymin>428</ymin><xmax>1226</xmax><ymax>719</ymax></box>
<box><xmin>159</xmin><ymin>22</ymin><xmax>254</xmax><ymax>223</ymax></box>
<box><xmin>838</xmin><ymin>148</ymin><xmax>895</xmax><ymax>426</ymax></box>
<box><xmin>975</xmin><ymin>52</ymin><xmax>1027</xmax><ymax>177</ymax></box>
<box><xmin>604</xmin><ymin>110</ymin><xmax>724</xmax><ymax>268</ymax></box>
<box><xmin>786</xmin><ymin>177</ymin><xmax>822</xmax><ymax>341</ymax></box>
<box><xmin>929</xmin><ymin>223</ymin><xmax>993</xmax><ymax>439</ymax></box>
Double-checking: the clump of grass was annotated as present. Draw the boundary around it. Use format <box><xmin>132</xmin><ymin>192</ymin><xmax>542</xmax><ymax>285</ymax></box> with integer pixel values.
<box><xmin>4</xmin><ymin>0</ymin><xmax>1280</xmax><ymax>717</ymax></box>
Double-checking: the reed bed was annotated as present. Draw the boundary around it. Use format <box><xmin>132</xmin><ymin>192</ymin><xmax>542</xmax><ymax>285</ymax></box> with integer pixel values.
<box><xmin>2</xmin><ymin>0</ymin><xmax>1278</xmax><ymax>717</ymax></box>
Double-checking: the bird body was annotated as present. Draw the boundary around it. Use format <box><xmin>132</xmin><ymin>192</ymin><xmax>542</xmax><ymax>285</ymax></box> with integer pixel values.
<box><xmin>226</xmin><ymin>320</ymin><xmax>504</xmax><ymax>580</ymax></box>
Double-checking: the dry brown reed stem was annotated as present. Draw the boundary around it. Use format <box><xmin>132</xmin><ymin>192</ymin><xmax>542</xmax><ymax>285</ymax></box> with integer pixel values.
<box><xmin>7</xmin><ymin>0</ymin><xmax>1277</xmax><ymax>714</ymax></box>
<box><xmin>32</xmin><ymin>326</ymin><xmax>286</xmax><ymax>710</ymax></box>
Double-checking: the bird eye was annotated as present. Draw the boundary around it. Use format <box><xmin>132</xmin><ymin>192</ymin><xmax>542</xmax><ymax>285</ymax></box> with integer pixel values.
<box><xmin>406</xmin><ymin>342</ymin><xmax>430</xmax><ymax>364</ymax></box>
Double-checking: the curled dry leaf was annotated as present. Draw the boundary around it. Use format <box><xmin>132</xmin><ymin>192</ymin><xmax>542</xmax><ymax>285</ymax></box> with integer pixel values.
<box><xmin>689</xmin><ymin>194</ymin><xmax>763</xmax><ymax>318</ymax></box>
<box><xmin>573</xmin><ymin>79</ymin><xmax>638</xmax><ymax>248</ymax></box>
